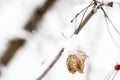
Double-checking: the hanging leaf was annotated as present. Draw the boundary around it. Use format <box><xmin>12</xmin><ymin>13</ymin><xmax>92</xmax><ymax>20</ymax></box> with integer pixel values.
<box><xmin>66</xmin><ymin>49</ymin><xmax>88</xmax><ymax>74</ymax></box>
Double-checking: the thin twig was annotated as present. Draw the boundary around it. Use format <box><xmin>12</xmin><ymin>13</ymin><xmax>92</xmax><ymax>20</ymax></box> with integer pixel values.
<box><xmin>37</xmin><ymin>48</ymin><xmax>64</xmax><ymax>80</ymax></box>
<box><xmin>71</xmin><ymin>1</ymin><xmax>94</xmax><ymax>23</ymax></box>
<box><xmin>101</xmin><ymin>7</ymin><xmax>120</xmax><ymax>48</ymax></box>
<box><xmin>104</xmin><ymin>70</ymin><xmax>115</xmax><ymax>80</ymax></box>
<box><xmin>73</xmin><ymin>8</ymin><xmax>97</xmax><ymax>34</ymax></box>
<box><xmin>112</xmin><ymin>71</ymin><xmax>118</xmax><ymax>80</ymax></box>
<box><xmin>79</xmin><ymin>5</ymin><xmax>90</xmax><ymax>30</ymax></box>
<box><xmin>101</xmin><ymin>8</ymin><xmax>120</xmax><ymax>36</ymax></box>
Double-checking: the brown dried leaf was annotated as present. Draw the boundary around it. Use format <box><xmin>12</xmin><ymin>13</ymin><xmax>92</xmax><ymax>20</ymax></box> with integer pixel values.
<box><xmin>66</xmin><ymin>49</ymin><xmax>88</xmax><ymax>74</ymax></box>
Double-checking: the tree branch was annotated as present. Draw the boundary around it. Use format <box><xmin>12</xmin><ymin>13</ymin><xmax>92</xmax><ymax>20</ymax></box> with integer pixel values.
<box><xmin>0</xmin><ymin>0</ymin><xmax>57</xmax><ymax>66</ymax></box>
<box><xmin>1</xmin><ymin>38</ymin><xmax>26</xmax><ymax>65</ymax></box>
<box><xmin>24</xmin><ymin>0</ymin><xmax>57</xmax><ymax>32</ymax></box>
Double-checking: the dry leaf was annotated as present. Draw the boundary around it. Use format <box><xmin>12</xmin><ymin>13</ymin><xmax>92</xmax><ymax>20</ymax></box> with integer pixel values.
<box><xmin>66</xmin><ymin>49</ymin><xmax>88</xmax><ymax>74</ymax></box>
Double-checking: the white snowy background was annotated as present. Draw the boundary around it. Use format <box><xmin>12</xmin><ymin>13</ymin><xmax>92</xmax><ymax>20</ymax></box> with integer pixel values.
<box><xmin>0</xmin><ymin>0</ymin><xmax>120</xmax><ymax>80</ymax></box>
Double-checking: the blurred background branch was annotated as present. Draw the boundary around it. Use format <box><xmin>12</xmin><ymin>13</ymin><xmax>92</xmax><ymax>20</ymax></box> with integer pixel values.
<box><xmin>24</xmin><ymin>0</ymin><xmax>57</xmax><ymax>32</ymax></box>
<box><xmin>1</xmin><ymin>38</ymin><xmax>26</xmax><ymax>65</ymax></box>
<box><xmin>0</xmin><ymin>0</ymin><xmax>57</xmax><ymax>66</ymax></box>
